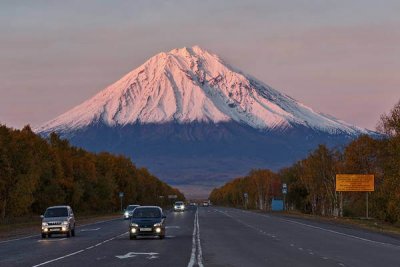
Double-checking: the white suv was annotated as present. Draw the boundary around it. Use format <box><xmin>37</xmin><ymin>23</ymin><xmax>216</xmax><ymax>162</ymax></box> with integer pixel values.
<box><xmin>41</xmin><ymin>205</ymin><xmax>76</xmax><ymax>238</ymax></box>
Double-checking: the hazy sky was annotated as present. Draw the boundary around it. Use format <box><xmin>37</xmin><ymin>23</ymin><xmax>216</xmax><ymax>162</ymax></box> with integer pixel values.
<box><xmin>1</xmin><ymin>0</ymin><xmax>399</xmax><ymax>130</ymax></box>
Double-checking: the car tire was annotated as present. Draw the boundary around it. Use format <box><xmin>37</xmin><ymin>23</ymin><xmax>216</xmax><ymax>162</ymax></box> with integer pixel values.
<box><xmin>159</xmin><ymin>235</ymin><xmax>165</xmax><ymax>240</ymax></box>
<box><xmin>67</xmin><ymin>228</ymin><xmax>71</xmax><ymax>238</ymax></box>
<box><xmin>129</xmin><ymin>235</ymin><xmax>136</xmax><ymax>240</ymax></box>
<box><xmin>41</xmin><ymin>233</ymin><xmax>47</xmax><ymax>239</ymax></box>
<box><xmin>71</xmin><ymin>228</ymin><xmax>75</xmax><ymax>237</ymax></box>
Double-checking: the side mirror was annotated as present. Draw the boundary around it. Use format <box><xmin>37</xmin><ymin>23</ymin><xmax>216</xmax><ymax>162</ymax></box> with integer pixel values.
<box><xmin>40</xmin><ymin>215</ymin><xmax>44</xmax><ymax>219</ymax></box>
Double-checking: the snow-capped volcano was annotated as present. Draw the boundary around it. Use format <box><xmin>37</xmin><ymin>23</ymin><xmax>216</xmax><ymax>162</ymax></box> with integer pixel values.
<box><xmin>36</xmin><ymin>46</ymin><xmax>369</xmax><ymax>135</ymax></box>
<box><xmin>36</xmin><ymin>46</ymin><xmax>376</xmax><ymax>197</ymax></box>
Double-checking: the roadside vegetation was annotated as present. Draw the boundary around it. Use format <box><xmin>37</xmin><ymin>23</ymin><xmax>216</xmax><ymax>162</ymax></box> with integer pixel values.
<box><xmin>0</xmin><ymin>126</ymin><xmax>184</xmax><ymax>223</ymax></box>
<box><xmin>210</xmin><ymin>100</ymin><xmax>400</xmax><ymax>225</ymax></box>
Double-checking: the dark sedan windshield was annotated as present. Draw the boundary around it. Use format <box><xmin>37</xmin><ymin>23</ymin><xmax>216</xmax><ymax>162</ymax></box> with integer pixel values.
<box><xmin>133</xmin><ymin>208</ymin><xmax>161</xmax><ymax>218</ymax></box>
<box><xmin>126</xmin><ymin>205</ymin><xmax>138</xmax><ymax>211</ymax></box>
<box><xmin>44</xmin><ymin>208</ymin><xmax>68</xmax><ymax>218</ymax></box>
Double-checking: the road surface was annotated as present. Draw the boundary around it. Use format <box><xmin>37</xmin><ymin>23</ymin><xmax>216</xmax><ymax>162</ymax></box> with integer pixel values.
<box><xmin>1</xmin><ymin>207</ymin><xmax>399</xmax><ymax>266</ymax></box>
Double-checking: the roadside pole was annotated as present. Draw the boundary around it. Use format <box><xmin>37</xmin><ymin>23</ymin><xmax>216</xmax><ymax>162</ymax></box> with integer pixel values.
<box><xmin>282</xmin><ymin>183</ymin><xmax>287</xmax><ymax>211</ymax></box>
<box><xmin>366</xmin><ymin>192</ymin><xmax>369</xmax><ymax>219</ymax></box>
<box><xmin>119</xmin><ymin>192</ymin><xmax>124</xmax><ymax>211</ymax></box>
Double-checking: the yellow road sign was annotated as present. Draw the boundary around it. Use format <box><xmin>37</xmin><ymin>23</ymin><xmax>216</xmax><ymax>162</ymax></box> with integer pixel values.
<box><xmin>336</xmin><ymin>174</ymin><xmax>374</xmax><ymax>192</ymax></box>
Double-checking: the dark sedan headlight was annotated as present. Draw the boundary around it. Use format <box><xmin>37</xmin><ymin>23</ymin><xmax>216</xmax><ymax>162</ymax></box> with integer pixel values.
<box><xmin>130</xmin><ymin>223</ymin><xmax>138</xmax><ymax>234</ymax></box>
<box><xmin>154</xmin><ymin>223</ymin><xmax>162</xmax><ymax>233</ymax></box>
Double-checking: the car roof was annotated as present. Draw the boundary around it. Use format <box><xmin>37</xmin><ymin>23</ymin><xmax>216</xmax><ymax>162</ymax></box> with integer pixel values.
<box><xmin>134</xmin><ymin>205</ymin><xmax>162</xmax><ymax>210</ymax></box>
<box><xmin>46</xmin><ymin>205</ymin><xmax>71</xmax><ymax>209</ymax></box>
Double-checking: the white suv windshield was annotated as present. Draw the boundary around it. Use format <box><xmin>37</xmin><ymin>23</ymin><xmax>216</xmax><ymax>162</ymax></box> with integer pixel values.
<box><xmin>44</xmin><ymin>208</ymin><xmax>68</xmax><ymax>218</ymax></box>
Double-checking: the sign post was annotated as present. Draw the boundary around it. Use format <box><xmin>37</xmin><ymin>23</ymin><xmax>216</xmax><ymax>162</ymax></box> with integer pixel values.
<box><xmin>243</xmin><ymin>193</ymin><xmax>248</xmax><ymax>209</ymax></box>
<box><xmin>282</xmin><ymin>183</ymin><xmax>287</xmax><ymax>211</ymax></box>
<box><xmin>336</xmin><ymin>174</ymin><xmax>374</xmax><ymax>219</ymax></box>
<box><xmin>119</xmin><ymin>192</ymin><xmax>124</xmax><ymax>212</ymax></box>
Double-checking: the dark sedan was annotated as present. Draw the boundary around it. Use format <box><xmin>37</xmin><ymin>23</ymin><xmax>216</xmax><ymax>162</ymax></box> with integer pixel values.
<box><xmin>129</xmin><ymin>206</ymin><xmax>166</xmax><ymax>240</ymax></box>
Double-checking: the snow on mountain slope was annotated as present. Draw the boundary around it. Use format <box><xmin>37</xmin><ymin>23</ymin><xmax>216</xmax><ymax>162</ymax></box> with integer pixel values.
<box><xmin>36</xmin><ymin>46</ymin><xmax>370</xmax><ymax>135</ymax></box>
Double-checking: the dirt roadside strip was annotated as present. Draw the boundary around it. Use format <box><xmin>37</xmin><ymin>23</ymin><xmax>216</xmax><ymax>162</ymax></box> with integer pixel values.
<box><xmin>0</xmin><ymin>214</ymin><xmax>122</xmax><ymax>241</ymax></box>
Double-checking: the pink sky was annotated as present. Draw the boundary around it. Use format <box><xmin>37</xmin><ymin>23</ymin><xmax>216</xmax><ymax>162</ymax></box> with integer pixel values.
<box><xmin>0</xmin><ymin>1</ymin><xmax>399</xmax><ymax>131</ymax></box>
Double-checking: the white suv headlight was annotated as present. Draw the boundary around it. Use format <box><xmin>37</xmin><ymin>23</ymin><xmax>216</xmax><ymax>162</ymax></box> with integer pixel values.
<box><xmin>42</xmin><ymin>222</ymin><xmax>48</xmax><ymax>226</ymax></box>
<box><xmin>62</xmin><ymin>221</ymin><xmax>69</xmax><ymax>225</ymax></box>
<box><xmin>154</xmin><ymin>223</ymin><xmax>162</xmax><ymax>227</ymax></box>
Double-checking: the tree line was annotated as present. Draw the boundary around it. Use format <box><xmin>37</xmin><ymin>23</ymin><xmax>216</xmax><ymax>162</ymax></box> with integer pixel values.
<box><xmin>0</xmin><ymin>125</ymin><xmax>184</xmax><ymax>221</ymax></box>
<box><xmin>210</xmin><ymin>100</ymin><xmax>400</xmax><ymax>224</ymax></box>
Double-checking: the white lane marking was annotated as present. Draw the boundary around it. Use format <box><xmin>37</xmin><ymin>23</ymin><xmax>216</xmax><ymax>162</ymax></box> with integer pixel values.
<box><xmin>239</xmin><ymin>209</ymin><xmax>400</xmax><ymax>250</ymax></box>
<box><xmin>32</xmin><ymin>249</ymin><xmax>85</xmax><ymax>267</ymax></box>
<box><xmin>80</xmin><ymin>228</ymin><xmax>101</xmax><ymax>232</ymax></box>
<box><xmin>278</xmin><ymin>217</ymin><xmax>400</xmax><ymax>249</ymax></box>
<box><xmin>0</xmin><ymin>218</ymin><xmax>119</xmax><ymax>244</ymax></box>
<box><xmin>196</xmin><ymin>209</ymin><xmax>203</xmax><ymax>267</ymax></box>
<box><xmin>32</xmin><ymin>232</ymin><xmax>128</xmax><ymax>267</ymax></box>
<box><xmin>116</xmin><ymin>252</ymin><xmax>159</xmax><ymax>260</ymax></box>
<box><xmin>165</xmin><ymin>226</ymin><xmax>180</xmax><ymax>229</ymax></box>
<box><xmin>188</xmin><ymin>209</ymin><xmax>197</xmax><ymax>267</ymax></box>
<box><xmin>78</xmin><ymin>218</ymin><xmax>120</xmax><ymax>228</ymax></box>
<box><xmin>0</xmin><ymin>234</ymin><xmax>38</xmax><ymax>244</ymax></box>
<box><xmin>187</xmin><ymin>208</ymin><xmax>203</xmax><ymax>267</ymax></box>
<box><xmin>37</xmin><ymin>238</ymin><xmax>67</xmax><ymax>242</ymax></box>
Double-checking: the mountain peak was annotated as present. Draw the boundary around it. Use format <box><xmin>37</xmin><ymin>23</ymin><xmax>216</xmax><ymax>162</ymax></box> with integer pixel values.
<box><xmin>36</xmin><ymin>46</ymin><xmax>371</xmax><ymax>136</ymax></box>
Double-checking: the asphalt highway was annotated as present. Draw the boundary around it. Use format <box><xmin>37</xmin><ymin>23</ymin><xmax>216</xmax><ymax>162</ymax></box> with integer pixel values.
<box><xmin>1</xmin><ymin>206</ymin><xmax>399</xmax><ymax>267</ymax></box>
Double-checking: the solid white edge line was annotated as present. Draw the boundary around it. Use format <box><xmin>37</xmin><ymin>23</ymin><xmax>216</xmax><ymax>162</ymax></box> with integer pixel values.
<box><xmin>31</xmin><ymin>232</ymin><xmax>128</xmax><ymax>267</ymax></box>
<box><xmin>0</xmin><ymin>234</ymin><xmax>38</xmax><ymax>244</ymax></box>
<box><xmin>279</xmin><ymin>218</ymin><xmax>400</xmax><ymax>249</ymax></box>
<box><xmin>0</xmin><ymin>217</ymin><xmax>120</xmax><ymax>244</ymax></box>
<box><xmin>32</xmin><ymin>249</ymin><xmax>85</xmax><ymax>267</ymax></box>
<box><xmin>229</xmin><ymin>208</ymin><xmax>400</xmax><ymax>250</ymax></box>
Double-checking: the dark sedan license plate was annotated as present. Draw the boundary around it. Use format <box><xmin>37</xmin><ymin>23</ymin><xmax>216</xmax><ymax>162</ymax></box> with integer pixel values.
<box><xmin>140</xmin><ymin>228</ymin><xmax>152</xmax><ymax>232</ymax></box>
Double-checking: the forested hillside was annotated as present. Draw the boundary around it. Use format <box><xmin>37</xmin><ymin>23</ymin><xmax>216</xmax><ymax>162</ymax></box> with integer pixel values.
<box><xmin>0</xmin><ymin>125</ymin><xmax>183</xmax><ymax>221</ymax></box>
<box><xmin>210</xmin><ymin>100</ymin><xmax>400</xmax><ymax>224</ymax></box>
